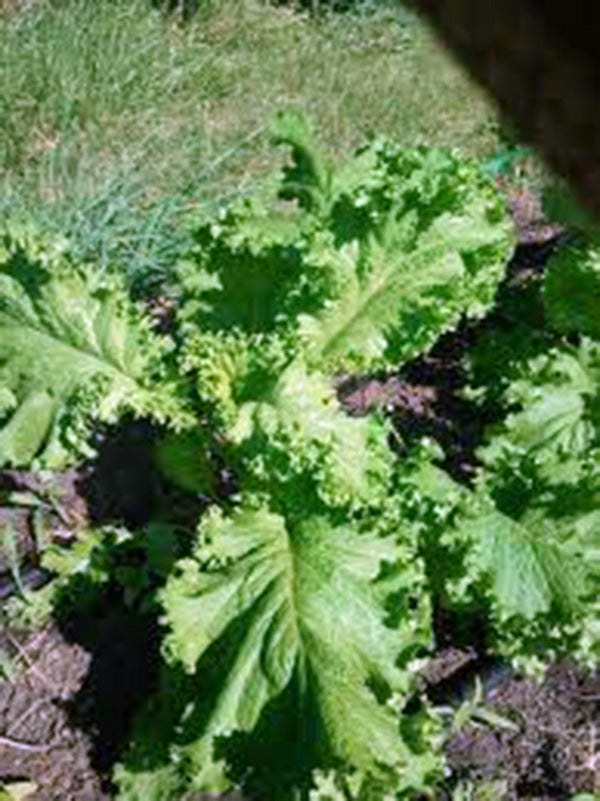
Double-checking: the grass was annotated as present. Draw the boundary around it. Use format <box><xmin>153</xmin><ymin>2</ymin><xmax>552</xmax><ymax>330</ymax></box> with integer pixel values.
<box><xmin>0</xmin><ymin>0</ymin><xmax>504</xmax><ymax>290</ymax></box>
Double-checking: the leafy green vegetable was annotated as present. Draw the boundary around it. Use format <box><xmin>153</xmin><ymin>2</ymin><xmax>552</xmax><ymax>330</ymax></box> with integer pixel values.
<box><xmin>117</xmin><ymin>503</ymin><xmax>438</xmax><ymax>799</ymax></box>
<box><xmin>479</xmin><ymin>344</ymin><xmax>600</xmax><ymax>484</ymax></box>
<box><xmin>229</xmin><ymin>364</ymin><xmax>394</xmax><ymax>510</ymax></box>
<box><xmin>0</xmin><ymin>218</ymin><xmax>191</xmax><ymax>468</ymax></box>
<box><xmin>0</xmin><ymin>116</ymin><xmax>520</xmax><ymax>799</ymax></box>
<box><xmin>463</xmin><ymin>236</ymin><xmax>600</xmax><ymax>652</ymax></box>
<box><xmin>117</xmin><ymin>118</ymin><xmax>514</xmax><ymax>797</ymax></box>
<box><xmin>179</xmin><ymin>113</ymin><xmax>514</xmax><ymax>374</ymax></box>
<box><xmin>163</xmin><ymin>506</ymin><xmax>415</xmax><ymax>789</ymax></box>
<box><xmin>461</xmin><ymin>501</ymin><xmax>584</xmax><ymax>620</ymax></box>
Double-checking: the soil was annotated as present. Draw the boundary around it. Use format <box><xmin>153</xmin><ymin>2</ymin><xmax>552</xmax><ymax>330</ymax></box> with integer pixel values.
<box><xmin>0</xmin><ymin>604</ymin><xmax>245</xmax><ymax>800</ymax></box>
<box><xmin>0</xmin><ymin>182</ymin><xmax>591</xmax><ymax>799</ymax></box>
<box><xmin>0</xmin><ymin>625</ymin><xmax>108</xmax><ymax>801</ymax></box>
<box><xmin>0</xmin><ymin>601</ymin><xmax>158</xmax><ymax>801</ymax></box>
<box><xmin>444</xmin><ymin>660</ymin><xmax>600</xmax><ymax>798</ymax></box>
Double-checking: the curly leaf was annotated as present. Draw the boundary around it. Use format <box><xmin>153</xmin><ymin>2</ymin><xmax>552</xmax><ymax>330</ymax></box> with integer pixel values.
<box><xmin>180</xmin><ymin>130</ymin><xmax>513</xmax><ymax>373</ymax></box>
<box><xmin>271</xmin><ymin>110</ymin><xmax>330</xmax><ymax>213</ymax></box>
<box><xmin>298</xmin><ymin>230</ymin><xmax>467</xmax><ymax>371</ymax></box>
<box><xmin>118</xmin><ymin>505</ymin><xmax>422</xmax><ymax>797</ymax></box>
<box><xmin>182</xmin><ymin>339</ymin><xmax>393</xmax><ymax>509</ymax></box>
<box><xmin>295</xmin><ymin>150</ymin><xmax>513</xmax><ymax>372</ymax></box>
<box><xmin>177</xmin><ymin>193</ymin><xmax>311</xmax><ymax>337</ymax></box>
<box><xmin>0</xmin><ymin>221</ymin><xmax>189</xmax><ymax>467</ymax></box>
<box><xmin>480</xmin><ymin>345</ymin><xmax>600</xmax><ymax>483</ymax></box>
<box><xmin>231</xmin><ymin>364</ymin><xmax>393</xmax><ymax>509</ymax></box>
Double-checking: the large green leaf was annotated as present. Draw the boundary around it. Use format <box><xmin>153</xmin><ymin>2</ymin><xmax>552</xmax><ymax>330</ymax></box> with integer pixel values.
<box><xmin>298</xmin><ymin>229</ymin><xmax>466</xmax><ymax>372</ymax></box>
<box><xmin>177</xmin><ymin>197</ymin><xmax>307</xmax><ymax>335</ymax></box>
<box><xmin>180</xmin><ymin>126</ymin><xmax>514</xmax><ymax>375</ymax></box>
<box><xmin>462</xmin><ymin>503</ymin><xmax>583</xmax><ymax>620</ymax></box>
<box><xmin>117</xmin><ymin>505</ymin><xmax>424</xmax><ymax>798</ymax></box>
<box><xmin>0</xmin><ymin>220</ymin><xmax>189</xmax><ymax>467</ymax></box>
<box><xmin>295</xmin><ymin>179</ymin><xmax>512</xmax><ymax>372</ymax></box>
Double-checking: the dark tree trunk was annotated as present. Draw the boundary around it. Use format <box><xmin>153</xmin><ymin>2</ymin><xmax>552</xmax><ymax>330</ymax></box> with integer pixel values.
<box><xmin>412</xmin><ymin>0</ymin><xmax>600</xmax><ymax>220</ymax></box>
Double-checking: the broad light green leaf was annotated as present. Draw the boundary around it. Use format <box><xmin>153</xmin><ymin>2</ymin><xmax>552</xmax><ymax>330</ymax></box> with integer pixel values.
<box><xmin>463</xmin><ymin>505</ymin><xmax>583</xmax><ymax>619</ymax></box>
<box><xmin>180</xmin><ymin>126</ymin><xmax>513</xmax><ymax>376</ymax></box>
<box><xmin>298</xmin><ymin>232</ymin><xmax>466</xmax><ymax>372</ymax></box>
<box><xmin>296</xmin><ymin>185</ymin><xmax>512</xmax><ymax>373</ymax></box>
<box><xmin>0</xmin><ymin>220</ymin><xmax>190</xmax><ymax>467</ymax></box>
<box><xmin>132</xmin><ymin>505</ymin><xmax>418</xmax><ymax>795</ymax></box>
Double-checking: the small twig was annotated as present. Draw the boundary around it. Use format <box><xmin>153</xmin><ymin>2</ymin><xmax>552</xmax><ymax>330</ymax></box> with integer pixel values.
<box><xmin>0</xmin><ymin>734</ymin><xmax>53</xmax><ymax>752</ymax></box>
<box><xmin>22</xmin><ymin>628</ymin><xmax>49</xmax><ymax>656</ymax></box>
<box><xmin>3</xmin><ymin>629</ymin><xmax>58</xmax><ymax>693</ymax></box>
<box><xmin>7</xmin><ymin>698</ymin><xmax>47</xmax><ymax>737</ymax></box>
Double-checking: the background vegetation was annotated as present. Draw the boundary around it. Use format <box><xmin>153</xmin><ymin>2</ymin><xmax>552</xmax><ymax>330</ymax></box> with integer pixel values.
<box><xmin>0</xmin><ymin>0</ymin><xmax>503</xmax><ymax>290</ymax></box>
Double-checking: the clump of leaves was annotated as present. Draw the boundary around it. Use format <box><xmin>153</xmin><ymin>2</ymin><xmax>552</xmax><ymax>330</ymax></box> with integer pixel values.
<box><xmin>0</xmin><ymin>113</ymin><xmax>516</xmax><ymax>799</ymax></box>
<box><xmin>455</xmin><ymin>238</ymin><xmax>600</xmax><ymax>663</ymax></box>
<box><xmin>0</xmin><ymin>218</ymin><xmax>191</xmax><ymax>468</ymax></box>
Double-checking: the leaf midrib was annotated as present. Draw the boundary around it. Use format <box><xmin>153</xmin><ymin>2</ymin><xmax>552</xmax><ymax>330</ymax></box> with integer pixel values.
<box><xmin>316</xmin><ymin>242</ymin><xmax>460</xmax><ymax>363</ymax></box>
<box><xmin>318</xmin><ymin>257</ymin><xmax>400</xmax><ymax>361</ymax></box>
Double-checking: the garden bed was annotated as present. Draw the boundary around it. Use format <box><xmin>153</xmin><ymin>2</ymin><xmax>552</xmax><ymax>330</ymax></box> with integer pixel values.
<box><xmin>1</xmin><ymin>194</ymin><xmax>595</xmax><ymax>799</ymax></box>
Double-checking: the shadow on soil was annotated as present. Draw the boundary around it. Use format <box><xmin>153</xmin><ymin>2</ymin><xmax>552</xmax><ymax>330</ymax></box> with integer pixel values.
<box><xmin>56</xmin><ymin>586</ymin><xmax>161</xmax><ymax>781</ymax></box>
<box><xmin>45</xmin><ymin>419</ymin><xmax>197</xmax><ymax>792</ymax></box>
